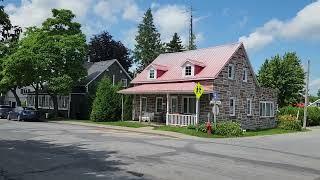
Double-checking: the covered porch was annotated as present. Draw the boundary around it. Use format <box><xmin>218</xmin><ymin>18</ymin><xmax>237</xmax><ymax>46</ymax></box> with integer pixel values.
<box><xmin>118</xmin><ymin>82</ymin><xmax>212</xmax><ymax>126</ymax></box>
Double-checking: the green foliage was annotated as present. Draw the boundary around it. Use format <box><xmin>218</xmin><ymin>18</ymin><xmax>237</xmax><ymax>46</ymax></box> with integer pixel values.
<box><xmin>214</xmin><ymin>121</ymin><xmax>244</xmax><ymax>137</ymax></box>
<box><xmin>278</xmin><ymin>106</ymin><xmax>320</xmax><ymax>126</ymax></box>
<box><xmin>318</xmin><ymin>89</ymin><xmax>320</xmax><ymax>98</ymax></box>
<box><xmin>307</xmin><ymin>107</ymin><xmax>320</xmax><ymax>126</ymax></box>
<box><xmin>309</xmin><ymin>96</ymin><xmax>319</xmax><ymax>103</ymax></box>
<box><xmin>123</xmin><ymin>95</ymin><xmax>133</xmax><ymax>120</ymax></box>
<box><xmin>90</xmin><ymin>77</ymin><xmax>122</xmax><ymax>122</ymax></box>
<box><xmin>187</xmin><ymin>124</ymin><xmax>196</xmax><ymax>130</ymax></box>
<box><xmin>277</xmin><ymin>115</ymin><xmax>302</xmax><ymax>131</ymax></box>
<box><xmin>166</xmin><ymin>33</ymin><xmax>184</xmax><ymax>53</ymax></box>
<box><xmin>187</xmin><ymin>33</ymin><xmax>197</xmax><ymax>50</ymax></box>
<box><xmin>134</xmin><ymin>8</ymin><xmax>164</xmax><ymax>71</ymax></box>
<box><xmin>257</xmin><ymin>52</ymin><xmax>305</xmax><ymax>107</ymax></box>
<box><xmin>196</xmin><ymin>124</ymin><xmax>207</xmax><ymax>133</ymax></box>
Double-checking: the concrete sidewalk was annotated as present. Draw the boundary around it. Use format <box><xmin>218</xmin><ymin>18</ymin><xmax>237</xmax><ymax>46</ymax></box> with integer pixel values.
<box><xmin>51</xmin><ymin>120</ymin><xmax>196</xmax><ymax>139</ymax></box>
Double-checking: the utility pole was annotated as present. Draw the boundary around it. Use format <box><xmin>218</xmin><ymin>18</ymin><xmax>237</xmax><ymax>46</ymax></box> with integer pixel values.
<box><xmin>303</xmin><ymin>60</ymin><xmax>310</xmax><ymax>129</ymax></box>
<box><xmin>187</xmin><ymin>5</ymin><xmax>196</xmax><ymax>50</ymax></box>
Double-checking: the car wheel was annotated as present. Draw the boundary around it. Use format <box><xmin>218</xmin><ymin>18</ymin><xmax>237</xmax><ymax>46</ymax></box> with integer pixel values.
<box><xmin>17</xmin><ymin>115</ymin><xmax>21</xmax><ymax>121</ymax></box>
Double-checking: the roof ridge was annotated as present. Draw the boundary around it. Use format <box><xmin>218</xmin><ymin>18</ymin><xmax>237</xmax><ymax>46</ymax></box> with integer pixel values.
<box><xmin>161</xmin><ymin>41</ymin><xmax>242</xmax><ymax>56</ymax></box>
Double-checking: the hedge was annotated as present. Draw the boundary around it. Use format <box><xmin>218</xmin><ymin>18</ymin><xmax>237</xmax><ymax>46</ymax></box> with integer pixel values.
<box><xmin>278</xmin><ymin>106</ymin><xmax>320</xmax><ymax>126</ymax></box>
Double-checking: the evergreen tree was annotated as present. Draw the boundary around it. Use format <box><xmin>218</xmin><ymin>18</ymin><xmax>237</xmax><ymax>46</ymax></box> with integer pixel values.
<box><xmin>257</xmin><ymin>52</ymin><xmax>305</xmax><ymax>107</ymax></box>
<box><xmin>166</xmin><ymin>33</ymin><xmax>184</xmax><ymax>53</ymax></box>
<box><xmin>134</xmin><ymin>8</ymin><xmax>163</xmax><ymax>71</ymax></box>
<box><xmin>187</xmin><ymin>33</ymin><xmax>196</xmax><ymax>50</ymax></box>
<box><xmin>90</xmin><ymin>77</ymin><xmax>121</xmax><ymax>122</ymax></box>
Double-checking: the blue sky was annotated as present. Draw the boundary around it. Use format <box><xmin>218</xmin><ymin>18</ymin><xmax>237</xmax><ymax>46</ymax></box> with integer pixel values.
<box><xmin>3</xmin><ymin>0</ymin><xmax>320</xmax><ymax>95</ymax></box>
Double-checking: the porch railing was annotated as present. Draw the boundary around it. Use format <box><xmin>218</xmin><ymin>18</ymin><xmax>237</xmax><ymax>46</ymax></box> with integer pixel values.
<box><xmin>167</xmin><ymin>114</ymin><xmax>197</xmax><ymax>126</ymax></box>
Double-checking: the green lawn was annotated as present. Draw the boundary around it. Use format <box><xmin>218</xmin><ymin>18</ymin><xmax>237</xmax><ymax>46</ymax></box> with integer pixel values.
<box><xmin>154</xmin><ymin>126</ymin><xmax>307</xmax><ymax>138</ymax></box>
<box><xmin>71</xmin><ymin>120</ymin><xmax>148</xmax><ymax>128</ymax></box>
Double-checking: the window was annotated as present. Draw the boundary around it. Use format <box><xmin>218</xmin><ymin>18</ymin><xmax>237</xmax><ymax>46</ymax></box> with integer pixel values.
<box><xmin>121</xmin><ymin>79</ymin><xmax>128</xmax><ymax>87</ymax></box>
<box><xmin>149</xmin><ymin>69</ymin><xmax>155</xmax><ymax>79</ymax></box>
<box><xmin>229</xmin><ymin>97</ymin><xmax>236</xmax><ymax>116</ymax></box>
<box><xmin>156</xmin><ymin>97</ymin><xmax>163</xmax><ymax>113</ymax></box>
<box><xmin>228</xmin><ymin>64</ymin><xmax>235</xmax><ymax>80</ymax></box>
<box><xmin>259</xmin><ymin>101</ymin><xmax>274</xmax><ymax>117</ymax></box>
<box><xmin>185</xmin><ymin>65</ymin><xmax>192</xmax><ymax>76</ymax></box>
<box><xmin>183</xmin><ymin>97</ymin><xmax>196</xmax><ymax>114</ymax></box>
<box><xmin>170</xmin><ymin>96</ymin><xmax>178</xmax><ymax>113</ymax></box>
<box><xmin>141</xmin><ymin>97</ymin><xmax>147</xmax><ymax>113</ymax></box>
<box><xmin>243</xmin><ymin>68</ymin><xmax>248</xmax><ymax>82</ymax></box>
<box><xmin>247</xmin><ymin>98</ymin><xmax>252</xmax><ymax>116</ymax></box>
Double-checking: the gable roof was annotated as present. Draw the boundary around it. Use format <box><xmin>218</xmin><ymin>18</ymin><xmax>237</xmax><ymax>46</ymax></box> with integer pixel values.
<box><xmin>131</xmin><ymin>42</ymin><xmax>244</xmax><ymax>84</ymax></box>
<box><xmin>83</xmin><ymin>59</ymin><xmax>131</xmax><ymax>86</ymax></box>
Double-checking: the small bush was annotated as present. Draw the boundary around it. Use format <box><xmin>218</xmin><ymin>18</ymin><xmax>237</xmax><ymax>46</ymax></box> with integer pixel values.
<box><xmin>196</xmin><ymin>124</ymin><xmax>207</xmax><ymax>133</ymax></box>
<box><xmin>214</xmin><ymin>121</ymin><xmax>243</xmax><ymax>137</ymax></box>
<box><xmin>278</xmin><ymin>106</ymin><xmax>320</xmax><ymax>126</ymax></box>
<box><xmin>307</xmin><ymin>107</ymin><xmax>320</xmax><ymax>126</ymax></box>
<box><xmin>277</xmin><ymin>115</ymin><xmax>302</xmax><ymax>131</ymax></box>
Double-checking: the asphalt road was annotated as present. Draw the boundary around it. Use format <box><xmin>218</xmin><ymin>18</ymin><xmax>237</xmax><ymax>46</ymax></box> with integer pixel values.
<box><xmin>0</xmin><ymin>119</ymin><xmax>320</xmax><ymax>180</ymax></box>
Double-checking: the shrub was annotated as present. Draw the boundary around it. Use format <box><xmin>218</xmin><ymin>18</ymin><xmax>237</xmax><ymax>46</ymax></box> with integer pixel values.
<box><xmin>214</xmin><ymin>121</ymin><xmax>243</xmax><ymax>137</ymax></box>
<box><xmin>196</xmin><ymin>124</ymin><xmax>207</xmax><ymax>133</ymax></box>
<box><xmin>307</xmin><ymin>107</ymin><xmax>320</xmax><ymax>126</ymax></box>
<box><xmin>90</xmin><ymin>77</ymin><xmax>121</xmax><ymax>122</ymax></box>
<box><xmin>277</xmin><ymin>115</ymin><xmax>302</xmax><ymax>131</ymax></box>
<box><xmin>278</xmin><ymin>106</ymin><xmax>320</xmax><ymax>126</ymax></box>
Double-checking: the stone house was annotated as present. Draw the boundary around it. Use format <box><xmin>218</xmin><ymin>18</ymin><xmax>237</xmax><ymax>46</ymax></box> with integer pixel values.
<box><xmin>119</xmin><ymin>42</ymin><xmax>277</xmax><ymax>130</ymax></box>
<box><xmin>3</xmin><ymin>59</ymin><xmax>131</xmax><ymax>119</ymax></box>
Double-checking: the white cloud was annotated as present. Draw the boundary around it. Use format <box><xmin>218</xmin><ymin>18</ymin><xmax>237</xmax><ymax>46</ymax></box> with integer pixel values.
<box><xmin>239</xmin><ymin>0</ymin><xmax>320</xmax><ymax>51</ymax></box>
<box><xmin>5</xmin><ymin>0</ymin><xmax>92</xmax><ymax>29</ymax></box>
<box><xmin>93</xmin><ymin>0</ymin><xmax>142</xmax><ymax>23</ymax></box>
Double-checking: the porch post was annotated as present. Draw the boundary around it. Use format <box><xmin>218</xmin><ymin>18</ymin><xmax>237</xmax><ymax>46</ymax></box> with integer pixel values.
<box><xmin>196</xmin><ymin>98</ymin><xmax>199</xmax><ymax>124</ymax></box>
<box><xmin>139</xmin><ymin>95</ymin><xmax>142</xmax><ymax>123</ymax></box>
<box><xmin>166</xmin><ymin>93</ymin><xmax>170</xmax><ymax>125</ymax></box>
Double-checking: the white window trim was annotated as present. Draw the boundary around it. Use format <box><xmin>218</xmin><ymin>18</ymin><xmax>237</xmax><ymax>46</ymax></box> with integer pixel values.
<box><xmin>229</xmin><ymin>97</ymin><xmax>236</xmax><ymax>116</ymax></box>
<box><xmin>182</xmin><ymin>96</ymin><xmax>196</xmax><ymax>114</ymax></box>
<box><xmin>247</xmin><ymin>98</ymin><xmax>252</xmax><ymax>116</ymax></box>
<box><xmin>228</xmin><ymin>64</ymin><xmax>235</xmax><ymax>80</ymax></box>
<box><xmin>155</xmin><ymin>97</ymin><xmax>163</xmax><ymax>113</ymax></box>
<box><xmin>243</xmin><ymin>68</ymin><xmax>248</xmax><ymax>82</ymax></box>
<box><xmin>183</xmin><ymin>63</ymin><xmax>194</xmax><ymax>77</ymax></box>
<box><xmin>121</xmin><ymin>79</ymin><xmax>128</xmax><ymax>87</ymax></box>
<box><xmin>170</xmin><ymin>96</ymin><xmax>178</xmax><ymax>113</ymax></box>
<box><xmin>259</xmin><ymin>101</ymin><xmax>274</xmax><ymax>118</ymax></box>
<box><xmin>148</xmin><ymin>68</ymin><xmax>156</xmax><ymax>79</ymax></box>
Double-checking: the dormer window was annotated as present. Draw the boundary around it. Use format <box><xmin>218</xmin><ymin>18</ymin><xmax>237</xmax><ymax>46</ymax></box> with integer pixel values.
<box><xmin>149</xmin><ymin>69</ymin><xmax>155</xmax><ymax>79</ymax></box>
<box><xmin>185</xmin><ymin>65</ymin><xmax>192</xmax><ymax>76</ymax></box>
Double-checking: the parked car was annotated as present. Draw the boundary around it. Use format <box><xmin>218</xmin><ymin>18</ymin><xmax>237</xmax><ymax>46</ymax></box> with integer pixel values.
<box><xmin>7</xmin><ymin>107</ymin><xmax>40</xmax><ymax>121</ymax></box>
<box><xmin>0</xmin><ymin>105</ymin><xmax>12</xmax><ymax>119</ymax></box>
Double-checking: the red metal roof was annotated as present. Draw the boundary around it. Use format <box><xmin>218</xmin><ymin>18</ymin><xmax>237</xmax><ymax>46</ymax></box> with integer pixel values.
<box><xmin>118</xmin><ymin>82</ymin><xmax>212</xmax><ymax>94</ymax></box>
<box><xmin>132</xmin><ymin>42</ymin><xmax>243</xmax><ymax>84</ymax></box>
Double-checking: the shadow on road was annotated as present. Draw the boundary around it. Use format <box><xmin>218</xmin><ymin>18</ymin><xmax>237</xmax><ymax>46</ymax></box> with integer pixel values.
<box><xmin>0</xmin><ymin>140</ymin><xmax>147</xmax><ymax>180</ymax></box>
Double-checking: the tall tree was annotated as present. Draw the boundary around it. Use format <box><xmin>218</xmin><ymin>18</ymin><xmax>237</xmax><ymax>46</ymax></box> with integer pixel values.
<box><xmin>134</xmin><ymin>8</ymin><xmax>163</xmax><ymax>71</ymax></box>
<box><xmin>88</xmin><ymin>31</ymin><xmax>132</xmax><ymax>71</ymax></box>
<box><xmin>187</xmin><ymin>33</ymin><xmax>196</xmax><ymax>50</ymax></box>
<box><xmin>257</xmin><ymin>52</ymin><xmax>305</xmax><ymax>107</ymax></box>
<box><xmin>0</xmin><ymin>1</ymin><xmax>22</xmax><ymax>105</ymax></box>
<box><xmin>166</xmin><ymin>33</ymin><xmax>184</xmax><ymax>53</ymax></box>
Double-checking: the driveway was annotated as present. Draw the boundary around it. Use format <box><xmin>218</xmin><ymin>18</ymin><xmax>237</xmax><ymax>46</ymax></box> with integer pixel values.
<box><xmin>0</xmin><ymin>119</ymin><xmax>320</xmax><ymax>180</ymax></box>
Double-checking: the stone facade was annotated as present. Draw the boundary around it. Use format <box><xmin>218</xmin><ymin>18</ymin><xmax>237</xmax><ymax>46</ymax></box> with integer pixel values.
<box><xmin>132</xmin><ymin>46</ymin><xmax>277</xmax><ymax>130</ymax></box>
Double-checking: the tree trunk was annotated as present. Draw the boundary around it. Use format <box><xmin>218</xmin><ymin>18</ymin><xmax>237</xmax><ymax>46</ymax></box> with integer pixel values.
<box><xmin>10</xmin><ymin>88</ymin><xmax>21</xmax><ymax>107</ymax></box>
<box><xmin>51</xmin><ymin>94</ymin><xmax>58</xmax><ymax>117</ymax></box>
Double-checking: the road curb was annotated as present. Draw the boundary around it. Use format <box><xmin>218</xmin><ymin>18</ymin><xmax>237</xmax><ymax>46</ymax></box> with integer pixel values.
<box><xmin>49</xmin><ymin>121</ymin><xmax>186</xmax><ymax>139</ymax></box>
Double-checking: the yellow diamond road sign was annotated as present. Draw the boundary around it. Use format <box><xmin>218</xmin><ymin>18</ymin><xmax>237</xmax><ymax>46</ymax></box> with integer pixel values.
<box><xmin>194</xmin><ymin>82</ymin><xmax>204</xmax><ymax>100</ymax></box>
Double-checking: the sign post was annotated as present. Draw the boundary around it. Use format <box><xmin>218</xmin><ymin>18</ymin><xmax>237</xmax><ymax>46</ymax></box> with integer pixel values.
<box><xmin>210</xmin><ymin>91</ymin><xmax>220</xmax><ymax>129</ymax></box>
<box><xmin>194</xmin><ymin>83</ymin><xmax>204</xmax><ymax>124</ymax></box>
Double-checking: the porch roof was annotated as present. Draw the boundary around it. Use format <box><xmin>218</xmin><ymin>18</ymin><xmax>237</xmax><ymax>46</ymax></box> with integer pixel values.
<box><xmin>118</xmin><ymin>82</ymin><xmax>212</xmax><ymax>94</ymax></box>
